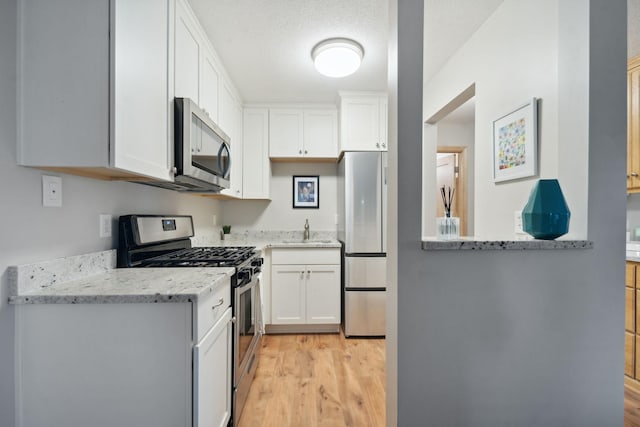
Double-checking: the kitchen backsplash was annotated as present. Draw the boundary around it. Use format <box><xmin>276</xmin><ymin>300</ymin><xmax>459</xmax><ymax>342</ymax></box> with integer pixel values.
<box><xmin>192</xmin><ymin>229</ymin><xmax>338</xmax><ymax>247</ymax></box>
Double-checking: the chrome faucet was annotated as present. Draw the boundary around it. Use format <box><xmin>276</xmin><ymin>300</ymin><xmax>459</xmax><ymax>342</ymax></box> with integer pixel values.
<box><xmin>303</xmin><ymin>219</ymin><xmax>310</xmax><ymax>241</ymax></box>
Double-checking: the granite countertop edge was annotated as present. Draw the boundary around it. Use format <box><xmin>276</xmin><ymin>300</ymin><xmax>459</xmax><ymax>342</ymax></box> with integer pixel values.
<box><xmin>421</xmin><ymin>239</ymin><xmax>594</xmax><ymax>251</ymax></box>
<box><xmin>9</xmin><ymin>293</ymin><xmax>198</xmax><ymax>305</ymax></box>
<box><xmin>9</xmin><ymin>267</ymin><xmax>235</xmax><ymax>305</ymax></box>
<box><xmin>208</xmin><ymin>239</ymin><xmax>341</xmax><ymax>250</ymax></box>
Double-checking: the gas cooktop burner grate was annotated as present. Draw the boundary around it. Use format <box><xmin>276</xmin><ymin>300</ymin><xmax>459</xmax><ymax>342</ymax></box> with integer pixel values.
<box><xmin>139</xmin><ymin>246</ymin><xmax>256</xmax><ymax>268</ymax></box>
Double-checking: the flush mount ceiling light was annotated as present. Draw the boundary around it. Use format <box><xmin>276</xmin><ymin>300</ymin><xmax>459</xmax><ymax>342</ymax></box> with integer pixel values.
<box><xmin>311</xmin><ymin>38</ymin><xmax>364</xmax><ymax>78</ymax></box>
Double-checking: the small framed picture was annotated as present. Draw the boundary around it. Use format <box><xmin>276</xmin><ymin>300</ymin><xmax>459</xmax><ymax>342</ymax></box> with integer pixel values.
<box><xmin>493</xmin><ymin>98</ymin><xmax>538</xmax><ymax>182</ymax></box>
<box><xmin>293</xmin><ymin>176</ymin><xmax>319</xmax><ymax>209</ymax></box>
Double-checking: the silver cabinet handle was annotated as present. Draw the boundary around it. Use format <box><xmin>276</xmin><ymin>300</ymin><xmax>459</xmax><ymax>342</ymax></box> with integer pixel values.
<box><xmin>307</xmin><ymin>270</ymin><xmax>310</xmax><ymax>279</ymax></box>
<box><xmin>299</xmin><ymin>149</ymin><xmax>302</xmax><ymax>155</ymax></box>
<box><xmin>632</xmin><ymin>172</ymin><xmax>639</xmax><ymax>177</ymax></box>
<box><xmin>376</xmin><ymin>142</ymin><xmax>380</xmax><ymax>148</ymax></box>
<box><xmin>382</xmin><ymin>143</ymin><xmax>386</xmax><ymax>148</ymax></box>
<box><xmin>300</xmin><ymin>271</ymin><xmax>304</xmax><ymax>279</ymax></box>
<box><xmin>304</xmin><ymin>150</ymin><xmax>308</xmax><ymax>154</ymax></box>
<box><xmin>231</xmin><ymin>316</ymin><xmax>236</xmax><ymax>323</ymax></box>
<box><xmin>212</xmin><ymin>298</ymin><xmax>224</xmax><ymax>309</ymax></box>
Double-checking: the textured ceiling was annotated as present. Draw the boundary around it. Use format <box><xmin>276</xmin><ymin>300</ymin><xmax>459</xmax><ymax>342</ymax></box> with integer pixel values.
<box><xmin>189</xmin><ymin>0</ymin><xmax>389</xmax><ymax>103</ymax></box>
<box><xmin>185</xmin><ymin>0</ymin><xmax>515</xmax><ymax>104</ymax></box>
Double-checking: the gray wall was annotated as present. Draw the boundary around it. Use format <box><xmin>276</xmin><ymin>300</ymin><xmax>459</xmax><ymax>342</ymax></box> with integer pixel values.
<box><xmin>0</xmin><ymin>2</ymin><xmax>223</xmax><ymax>425</ymax></box>
<box><xmin>397</xmin><ymin>0</ymin><xmax>626</xmax><ymax>425</ymax></box>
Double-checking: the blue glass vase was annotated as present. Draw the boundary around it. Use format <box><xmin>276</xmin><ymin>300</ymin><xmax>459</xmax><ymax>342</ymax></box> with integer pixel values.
<box><xmin>522</xmin><ymin>179</ymin><xmax>570</xmax><ymax>240</ymax></box>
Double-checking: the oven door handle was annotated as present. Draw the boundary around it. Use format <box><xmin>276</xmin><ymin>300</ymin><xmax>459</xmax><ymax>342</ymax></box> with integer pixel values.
<box><xmin>236</xmin><ymin>276</ymin><xmax>257</xmax><ymax>292</ymax></box>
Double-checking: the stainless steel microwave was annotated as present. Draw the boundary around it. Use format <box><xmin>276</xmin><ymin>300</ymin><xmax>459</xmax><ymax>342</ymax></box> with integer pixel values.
<box><xmin>174</xmin><ymin>97</ymin><xmax>230</xmax><ymax>191</ymax></box>
<box><xmin>139</xmin><ymin>98</ymin><xmax>231</xmax><ymax>192</ymax></box>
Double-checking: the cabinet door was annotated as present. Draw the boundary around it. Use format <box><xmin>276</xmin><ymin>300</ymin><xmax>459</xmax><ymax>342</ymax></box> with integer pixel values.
<box><xmin>340</xmin><ymin>97</ymin><xmax>380</xmax><ymax>151</ymax></box>
<box><xmin>269</xmin><ymin>109</ymin><xmax>304</xmax><ymax>158</ymax></box>
<box><xmin>628</xmin><ymin>287</ymin><xmax>636</xmax><ymax>332</ymax></box>
<box><xmin>629</xmin><ymin>61</ymin><xmax>640</xmax><ymax>190</ymax></box>
<box><xmin>243</xmin><ymin>108</ymin><xmax>270</xmax><ymax>199</ymax></box>
<box><xmin>303</xmin><ymin>109</ymin><xmax>338</xmax><ymax>158</ymax></box>
<box><xmin>271</xmin><ymin>265</ymin><xmax>305</xmax><ymax>324</ymax></box>
<box><xmin>174</xmin><ymin>0</ymin><xmax>200</xmax><ymax>103</ymax></box>
<box><xmin>306</xmin><ymin>265</ymin><xmax>340</xmax><ymax>324</ymax></box>
<box><xmin>627</xmin><ymin>332</ymin><xmax>636</xmax><ymax>377</ymax></box>
<box><xmin>627</xmin><ymin>263</ymin><xmax>637</xmax><ymax>287</ymax></box>
<box><xmin>219</xmin><ymin>81</ymin><xmax>243</xmax><ymax>198</ymax></box>
<box><xmin>200</xmin><ymin>48</ymin><xmax>220</xmax><ymax>122</ymax></box>
<box><xmin>112</xmin><ymin>0</ymin><xmax>172</xmax><ymax>181</ymax></box>
<box><xmin>227</xmin><ymin>98</ymin><xmax>244</xmax><ymax>198</ymax></box>
<box><xmin>193</xmin><ymin>308</ymin><xmax>232</xmax><ymax>427</ymax></box>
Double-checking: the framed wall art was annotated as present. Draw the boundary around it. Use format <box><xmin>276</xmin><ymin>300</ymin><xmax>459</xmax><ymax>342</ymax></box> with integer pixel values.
<box><xmin>293</xmin><ymin>175</ymin><xmax>319</xmax><ymax>208</ymax></box>
<box><xmin>492</xmin><ymin>98</ymin><xmax>538</xmax><ymax>182</ymax></box>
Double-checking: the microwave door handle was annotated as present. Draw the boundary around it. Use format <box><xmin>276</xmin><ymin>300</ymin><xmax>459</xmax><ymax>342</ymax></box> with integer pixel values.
<box><xmin>218</xmin><ymin>142</ymin><xmax>231</xmax><ymax>179</ymax></box>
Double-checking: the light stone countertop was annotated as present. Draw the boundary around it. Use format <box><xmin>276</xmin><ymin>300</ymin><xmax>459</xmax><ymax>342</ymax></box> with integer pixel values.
<box><xmin>195</xmin><ymin>230</ymin><xmax>341</xmax><ymax>250</ymax></box>
<box><xmin>7</xmin><ymin>249</ymin><xmax>234</xmax><ymax>305</ymax></box>
<box><xmin>9</xmin><ymin>267</ymin><xmax>234</xmax><ymax>305</ymax></box>
<box><xmin>422</xmin><ymin>238</ymin><xmax>593</xmax><ymax>251</ymax></box>
<box><xmin>627</xmin><ymin>252</ymin><xmax>640</xmax><ymax>263</ymax></box>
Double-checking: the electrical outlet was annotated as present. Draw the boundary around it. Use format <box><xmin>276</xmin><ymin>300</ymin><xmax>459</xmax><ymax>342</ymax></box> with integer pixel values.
<box><xmin>514</xmin><ymin>210</ymin><xmax>525</xmax><ymax>234</ymax></box>
<box><xmin>99</xmin><ymin>214</ymin><xmax>112</xmax><ymax>238</ymax></box>
<box><xmin>212</xmin><ymin>214</ymin><xmax>218</xmax><ymax>226</ymax></box>
<box><xmin>42</xmin><ymin>175</ymin><xmax>62</xmax><ymax>207</ymax></box>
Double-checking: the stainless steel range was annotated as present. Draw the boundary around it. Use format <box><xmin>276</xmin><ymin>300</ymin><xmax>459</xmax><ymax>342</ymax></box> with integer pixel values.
<box><xmin>117</xmin><ymin>214</ymin><xmax>262</xmax><ymax>426</ymax></box>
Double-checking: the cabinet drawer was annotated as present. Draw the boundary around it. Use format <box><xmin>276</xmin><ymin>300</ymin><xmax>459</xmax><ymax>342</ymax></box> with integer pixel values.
<box><xmin>627</xmin><ymin>332</ymin><xmax>636</xmax><ymax>377</ymax></box>
<box><xmin>628</xmin><ymin>287</ymin><xmax>636</xmax><ymax>332</ymax></box>
<box><xmin>629</xmin><ymin>263</ymin><xmax>638</xmax><ymax>288</ymax></box>
<box><xmin>196</xmin><ymin>277</ymin><xmax>231</xmax><ymax>341</ymax></box>
<box><xmin>271</xmin><ymin>248</ymin><xmax>340</xmax><ymax>265</ymax></box>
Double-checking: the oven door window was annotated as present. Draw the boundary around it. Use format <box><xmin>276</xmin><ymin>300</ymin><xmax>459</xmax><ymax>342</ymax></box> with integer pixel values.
<box><xmin>237</xmin><ymin>285</ymin><xmax>255</xmax><ymax>365</ymax></box>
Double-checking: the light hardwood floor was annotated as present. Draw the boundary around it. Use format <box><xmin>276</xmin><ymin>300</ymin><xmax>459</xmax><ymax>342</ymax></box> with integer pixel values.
<box><xmin>237</xmin><ymin>333</ymin><xmax>386</xmax><ymax>427</ymax></box>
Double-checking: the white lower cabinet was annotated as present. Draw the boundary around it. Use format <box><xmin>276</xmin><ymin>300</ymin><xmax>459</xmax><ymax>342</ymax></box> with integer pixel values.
<box><xmin>270</xmin><ymin>248</ymin><xmax>340</xmax><ymax>331</ymax></box>
<box><xmin>15</xmin><ymin>282</ymin><xmax>232</xmax><ymax>427</ymax></box>
<box><xmin>194</xmin><ymin>308</ymin><xmax>232</xmax><ymax>427</ymax></box>
<box><xmin>271</xmin><ymin>265</ymin><xmax>307</xmax><ymax>324</ymax></box>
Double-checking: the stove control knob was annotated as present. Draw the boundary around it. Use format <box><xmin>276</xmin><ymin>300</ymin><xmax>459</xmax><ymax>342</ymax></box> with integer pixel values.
<box><xmin>237</xmin><ymin>269</ymin><xmax>251</xmax><ymax>283</ymax></box>
<box><xmin>251</xmin><ymin>258</ymin><xmax>264</xmax><ymax>267</ymax></box>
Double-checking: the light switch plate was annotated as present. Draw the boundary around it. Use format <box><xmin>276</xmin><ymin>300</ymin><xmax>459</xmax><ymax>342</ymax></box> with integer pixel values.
<box><xmin>42</xmin><ymin>175</ymin><xmax>62</xmax><ymax>207</ymax></box>
<box><xmin>99</xmin><ymin>214</ymin><xmax>112</xmax><ymax>238</ymax></box>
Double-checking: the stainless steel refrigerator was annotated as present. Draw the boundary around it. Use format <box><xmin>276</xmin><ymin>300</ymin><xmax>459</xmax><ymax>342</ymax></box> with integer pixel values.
<box><xmin>338</xmin><ymin>151</ymin><xmax>387</xmax><ymax>337</ymax></box>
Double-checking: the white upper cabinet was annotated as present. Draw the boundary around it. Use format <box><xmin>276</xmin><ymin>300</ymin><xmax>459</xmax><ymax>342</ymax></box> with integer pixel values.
<box><xmin>174</xmin><ymin>0</ymin><xmax>248</xmax><ymax>199</ymax></box>
<box><xmin>339</xmin><ymin>92</ymin><xmax>388</xmax><ymax>152</ymax></box>
<box><xmin>269</xmin><ymin>109</ymin><xmax>304</xmax><ymax>157</ymax></box>
<box><xmin>242</xmin><ymin>108</ymin><xmax>270</xmax><ymax>199</ymax></box>
<box><xmin>268</xmin><ymin>107</ymin><xmax>338</xmax><ymax>160</ymax></box>
<box><xmin>200</xmin><ymin>51</ymin><xmax>220</xmax><ymax>122</ymax></box>
<box><xmin>174</xmin><ymin>1</ymin><xmax>200</xmax><ymax>104</ymax></box>
<box><xmin>174</xmin><ymin>0</ymin><xmax>225</xmax><ymax>125</ymax></box>
<box><xmin>18</xmin><ymin>0</ymin><xmax>173</xmax><ymax>181</ymax></box>
<box><xmin>303</xmin><ymin>110</ymin><xmax>339</xmax><ymax>158</ymax></box>
<box><xmin>218</xmin><ymin>81</ymin><xmax>243</xmax><ymax>198</ymax></box>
